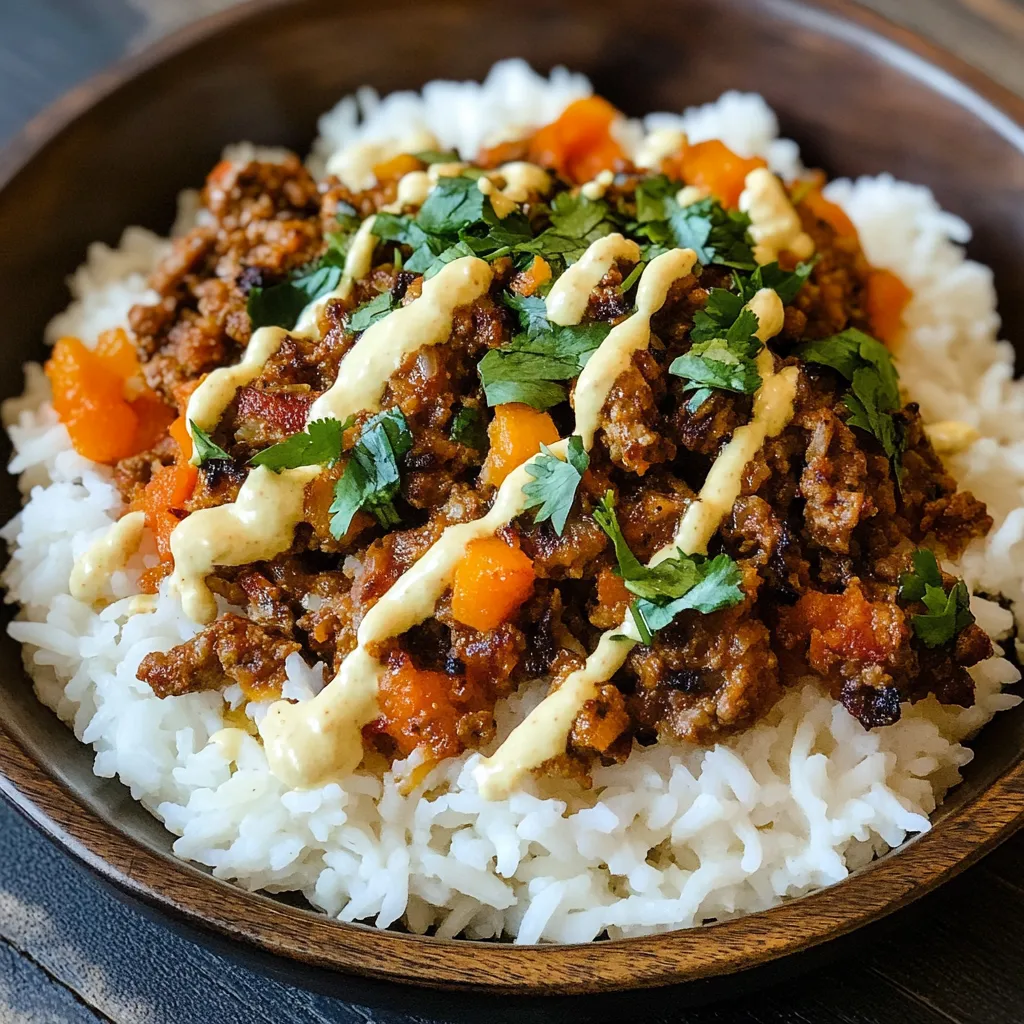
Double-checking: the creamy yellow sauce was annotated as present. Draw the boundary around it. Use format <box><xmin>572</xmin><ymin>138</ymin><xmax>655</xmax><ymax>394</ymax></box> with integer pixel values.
<box><xmin>308</xmin><ymin>256</ymin><xmax>493</xmax><ymax>423</ymax></box>
<box><xmin>259</xmin><ymin>451</ymin><xmax>563</xmax><ymax>786</ymax></box>
<box><xmin>739</xmin><ymin>167</ymin><xmax>815</xmax><ymax>265</ymax></box>
<box><xmin>171</xmin><ymin>465</ymin><xmax>319</xmax><ymax>624</ymax></box>
<box><xmin>69</xmin><ymin>511</ymin><xmax>146</xmax><ymax>604</ymax></box>
<box><xmin>186</xmin><ymin>327</ymin><xmax>288</xmax><ymax>448</ymax></box>
<box><xmin>476</xmin><ymin>177</ymin><xmax>518</xmax><ymax>218</ymax></box>
<box><xmin>259</xmin><ymin>248</ymin><xmax>703</xmax><ymax>787</ymax></box>
<box><xmin>326</xmin><ymin>129</ymin><xmax>440</xmax><ymax>191</ymax></box>
<box><xmin>474</xmin><ymin>290</ymin><xmax>797</xmax><ymax>799</ymax></box>
<box><xmin>580</xmin><ymin>169</ymin><xmax>614</xmax><ymax>201</ymax></box>
<box><xmin>544</xmin><ymin>234</ymin><xmax>641</xmax><ymax>327</ymax></box>
<box><xmin>496</xmin><ymin>162</ymin><xmax>552</xmax><ymax>202</ymax></box>
<box><xmin>634</xmin><ymin>128</ymin><xmax>686</xmax><ymax>170</ymax></box>
<box><xmin>573</xmin><ymin>247</ymin><xmax>697</xmax><ymax>449</ymax></box>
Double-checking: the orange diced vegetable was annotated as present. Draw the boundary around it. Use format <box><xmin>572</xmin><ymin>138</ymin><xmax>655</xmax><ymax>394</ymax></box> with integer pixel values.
<box><xmin>528</xmin><ymin>97</ymin><xmax>628</xmax><ymax>184</ymax></box>
<box><xmin>131</xmin><ymin>393</ymin><xmax>176</xmax><ymax>452</ymax></box>
<box><xmin>373</xmin><ymin>152</ymin><xmax>424</xmax><ymax>183</ymax></box>
<box><xmin>802</xmin><ymin>188</ymin><xmax>858</xmax><ymax>239</ymax></box>
<box><xmin>511</xmin><ymin>255</ymin><xmax>552</xmax><ymax>297</ymax></box>
<box><xmin>168</xmin><ymin>415</ymin><xmax>193</xmax><ymax>462</ymax></box>
<box><xmin>140</xmin><ymin>462</ymin><xmax>198</xmax><ymax>560</ymax></box>
<box><xmin>376</xmin><ymin>652</ymin><xmax>462</xmax><ymax>761</ymax></box>
<box><xmin>46</xmin><ymin>333</ymin><xmax>176</xmax><ymax>465</ymax></box>
<box><xmin>481</xmin><ymin>404</ymin><xmax>560</xmax><ymax>487</ymax></box>
<box><xmin>451</xmin><ymin>536</ymin><xmax>536</xmax><ymax>632</ymax></box>
<box><xmin>866</xmin><ymin>268</ymin><xmax>912</xmax><ymax>345</ymax></box>
<box><xmin>679</xmin><ymin>140</ymin><xmax>767</xmax><ymax>209</ymax></box>
<box><xmin>476</xmin><ymin>137</ymin><xmax>530</xmax><ymax>169</ymax></box>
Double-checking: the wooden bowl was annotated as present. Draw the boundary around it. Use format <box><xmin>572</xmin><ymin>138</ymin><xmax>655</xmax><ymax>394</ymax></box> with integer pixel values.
<box><xmin>2</xmin><ymin>0</ymin><xmax>1024</xmax><ymax>1006</ymax></box>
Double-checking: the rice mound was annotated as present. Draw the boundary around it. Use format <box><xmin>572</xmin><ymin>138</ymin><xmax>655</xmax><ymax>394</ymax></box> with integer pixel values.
<box><xmin>3</xmin><ymin>59</ymin><xmax>1021</xmax><ymax>944</ymax></box>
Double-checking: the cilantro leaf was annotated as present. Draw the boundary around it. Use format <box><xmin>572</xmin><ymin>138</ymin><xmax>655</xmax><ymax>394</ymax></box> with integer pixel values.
<box><xmin>522</xmin><ymin>436</ymin><xmax>589</xmax><ymax>536</ymax></box>
<box><xmin>548</xmin><ymin>192</ymin><xmax>610</xmax><ymax>237</ymax></box>
<box><xmin>449</xmin><ymin>406</ymin><xmax>488</xmax><ymax>450</ymax></box>
<box><xmin>249</xmin><ymin>418</ymin><xmax>347</xmax><ymax>472</ymax></box>
<box><xmin>478</xmin><ymin>321</ymin><xmax>611</xmax><ymax>409</ymax></box>
<box><xmin>631</xmin><ymin>182</ymin><xmax>755</xmax><ymax>270</ymax></box>
<box><xmin>416</xmin><ymin>176</ymin><xmax>492</xmax><ymax>234</ymax></box>
<box><xmin>795</xmin><ymin>328</ymin><xmax>905</xmax><ymax>475</ymax></box>
<box><xmin>414</xmin><ymin>150</ymin><xmax>460</xmax><ymax>164</ymax></box>
<box><xmin>735</xmin><ymin>259</ymin><xmax>816</xmax><ymax>305</ymax></box>
<box><xmin>898</xmin><ymin>548</ymin><xmax>976</xmax><ymax>648</ymax></box>
<box><xmin>329</xmin><ymin>408</ymin><xmax>413</xmax><ymax>537</ymax></box>
<box><xmin>670</xmin><ymin>304</ymin><xmax>763</xmax><ymax>404</ymax></box>
<box><xmin>348</xmin><ymin>291</ymin><xmax>396</xmax><ymax>332</ymax></box>
<box><xmin>190</xmin><ymin>421</ymin><xmax>231</xmax><ymax>465</ymax></box>
<box><xmin>247</xmin><ymin>262</ymin><xmax>343</xmax><ymax>331</ymax></box>
<box><xmin>503</xmin><ymin>292</ymin><xmax>550</xmax><ymax>338</ymax></box>
<box><xmin>593</xmin><ymin>491</ymin><xmax>745</xmax><ymax>641</ymax></box>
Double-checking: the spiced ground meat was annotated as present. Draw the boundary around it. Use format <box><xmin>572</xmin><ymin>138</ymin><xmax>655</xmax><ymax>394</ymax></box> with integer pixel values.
<box><xmin>127</xmin><ymin>151</ymin><xmax>995</xmax><ymax>779</ymax></box>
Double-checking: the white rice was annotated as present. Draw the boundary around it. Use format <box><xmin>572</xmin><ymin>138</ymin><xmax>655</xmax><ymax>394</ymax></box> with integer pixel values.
<box><xmin>3</xmin><ymin>60</ymin><xmax>1021</xmax><ymax>944</ymax></box>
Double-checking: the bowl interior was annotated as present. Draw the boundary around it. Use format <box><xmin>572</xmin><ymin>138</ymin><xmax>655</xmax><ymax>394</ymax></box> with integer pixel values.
<box><xmin>1</xmin><ymin>0</ymin><xmax>1023</xmax><ymax>992</ymax></box>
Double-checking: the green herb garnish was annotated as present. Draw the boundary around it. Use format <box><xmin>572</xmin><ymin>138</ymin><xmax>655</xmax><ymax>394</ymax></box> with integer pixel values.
<box><xmin>449</xmin><ymin>407</ymin><xmax>488</xmax><ymax>451</ymax></box>
<box><xmin>247</xmin><ymin>262</ymin><xmax>343</xmax><ymax>331</ymax></box>
<box><xmin>189</xmin><ymin>421</ymin><xmax>231</xmax><ymax>465</ymax></box>
<box><xmin>795</xmin><ymin>328</ymin><xmax>906</xmax><ymax>478</ymax></box>
<box><xmin>249</xmin><ymin>418</ymin><xmax>347</xmax><ymax>472</ymax></box>
<box><xmin>669</xmin><ymin>290</ymin><xmax>763</xmax><ymax>411</ymax></box>
<box><xmin>593</xmin><ymin>491</ymin><xmax>745</xmax><ymax>643</ymax></box>
<box><xmin>522</xmin><ymin>436</ymin><xmax>589</xmax><ymax>536</ymax></box>
<box><xmin>329</xmin><ymin>408</ymin><xmax>412</xmax><ymax>537</ymax></box>
<box><xmin>478</xmin><ymin>320</ymin><xmax>611</xmax><ymax>409</ymax></box>
<box><xmin>898</xmin><ymin>549</ymin><xmax>975</xmax><ymax>648</ymax></box>
<box><xmin>348</xmin><ymin>291</ymin><xmax>397</xmax><ymax>332</ymax></box>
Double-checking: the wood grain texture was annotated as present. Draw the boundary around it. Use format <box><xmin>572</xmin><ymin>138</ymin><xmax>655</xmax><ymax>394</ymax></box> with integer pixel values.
<box><xmin>1</xmin><ymin>0</ymin><xmax>1024</xmax><ymax>1021</ymax></box>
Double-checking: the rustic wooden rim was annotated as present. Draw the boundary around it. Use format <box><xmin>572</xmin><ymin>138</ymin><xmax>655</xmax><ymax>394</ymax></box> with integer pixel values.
<box><xmin>1</xmin><ymin>0</ymin><xmax>1024</xmax><ymax>996</ymax></box>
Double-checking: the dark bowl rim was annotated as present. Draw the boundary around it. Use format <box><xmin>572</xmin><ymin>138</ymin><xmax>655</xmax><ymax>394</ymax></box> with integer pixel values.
<box><xmin>1</xmin><ymin>0</ymin><xmax>1024</xmax><ymax>996</ymax></box>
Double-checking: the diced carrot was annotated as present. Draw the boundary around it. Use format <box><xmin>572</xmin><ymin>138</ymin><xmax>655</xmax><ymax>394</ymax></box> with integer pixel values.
<box><xmin>476</xmin><ymin>137</ymin><xmax>531</xmax><ymax>168</ymax></box>
<box><xmin>376</xmin><ymin>652</ymin><xmax>462</xmax><ymax>761</ymax></box>
<box><xmin>138</xmin><ymin>562</ymin><xmax>173</xmax><ymax>594</ymax></box>
<box><xmin>679</xmin><ymin>139</ymin><xmax>767</xmax><ymax>209</ymax></box>
<box><xmin>372</xmin><ymin>152</ymin><xmax>424</xmax><ymax>183</ymax></box>
<box><xmin>46</xmin><ymin>333</ymin><xmax>176</xmax><ymax>465</ymax></box>
<box><xmin>801</xmin><ymin>188</ymin><xmax>858</xmax><ymax>239</ymax></box>
<box><xmin>481</xmin><ymin>404</ymin><xmax>560</xmax><ymax>487</ymax></box>
<box><xmin>141</xmin><ymin>462</ymin><xmax>198</xmax><ymax>560</ymax></box>
<box><xmin>866</xmin><ymin>268</ymin><xmax>912</xmax><ymax>345</ymax></box>
<box><xmin>511</xmin><ymin>255</ymin><xmax>552</xmax><ymax>297</ymax></box>
<box><xmin>94</xmin><ymin>328</ymin><xmax>142</xmax><ymax>381</ymax></box>
<box><xmin>528</xmin><ymin>96</ymin><xmax>629</xmax><ymax>184</ymax></box>
<box><xmin>168</xmin><ymin>415</ymin><xmax>193</xmax><ymax>462</ymax></box>
<box><xmin>65</xmin><ymin>402</ymin><xmax>140</xmax><ymax>464</ymax></box>
<box><xmin>206</xmin><ymin>159</ymin><xmax>237</xmax><ymax>190</ymax></box>
<box><xmin>130</xmin><ymin>393</ymin><xmax>176</xmax><ymax>452</ymax></box>
<box><xmin>451</xmin><ymin>536</ymin><xmax>536</xmax><ymax>632</ymax></box>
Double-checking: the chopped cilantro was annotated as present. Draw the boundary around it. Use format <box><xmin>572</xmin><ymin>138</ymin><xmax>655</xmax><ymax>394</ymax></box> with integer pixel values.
<box><xmin>522</xmin><ymin>436</ymin><xmax>589</xmax><ymax>536</ymax></box>
<box><xmin>416</xmin><ymin>175</ymin><xmax>492</xmax><ymax>234</ymax></box>
<box><xmin>249</xmin><ymin>418</ymin><xmax>347</xmax><ymax>472</ymax></box>
<box><xmin>898</xmin><ymin>549</ymin><xmax>976</xmax><ymax>648</ymax></box>
<box><xmin>478</xmin><ymin>320</ymin><xmax>611</xmax><ymax>409</ymax></box>
<box><xmin>593</xmin><ymin>491</ymin><xmax>745</xmax><ymax>643</ymax></box>
<box><xmin>735</xmin><ymin>259</ymin><xmax>816</xmax><ymax>305</ymax></box>
<box><xmin>631</xmin><ymin>178</ymin><xmax>755</xmax><ymax>270</ymax></box>
<box><xmin>670</xmin><ymin>295</ymin><xmax>763</xmax><ymax>410</ymax></box>
<box><xmin>449</xmin><ymin>407</ymin><xmax>488</xmax><ymax>450</ymax></box>
<box><xmin>503</xmin><ymin>292</ymin><xmax>550</xmax><ymax>338</ymax></box>
<box><xmin>548</xmin><ymin>191</ymin><xmax>610</xmax><ymax>237</ymax></box>
<box><xmin>247</xmin><ymin>262</ymin><xmax>343</xmax><ymax>331</ymax></box>
<box><xmin>414</xmin><ymin>150</ymin><xmax>460</xmax><ymax>164</ymax></box>
<box><xmin>795</xmin><ymin>328</ymin><xmax>906</xmax><ymax>478</ymax></box>
<box><xmin>329</xmin><ymin>408</ymin><xmax>413</xmax><ymax>537</ymax></box>
<box><xmin>189</xmin><ymin>421</ymin><xmax>231</xmax><ymax>466</ymax></box>
<box><xmin>348</xmin><ymin>291</ymin><xmax>396</xmax><ymax>332</ymax></box>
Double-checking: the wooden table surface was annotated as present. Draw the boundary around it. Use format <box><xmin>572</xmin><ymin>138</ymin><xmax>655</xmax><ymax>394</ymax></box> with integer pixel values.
<box><xmin>2</xmin><ymin>1</ymin><xmax>1024</xmax><ymax>1021</ymax></box>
